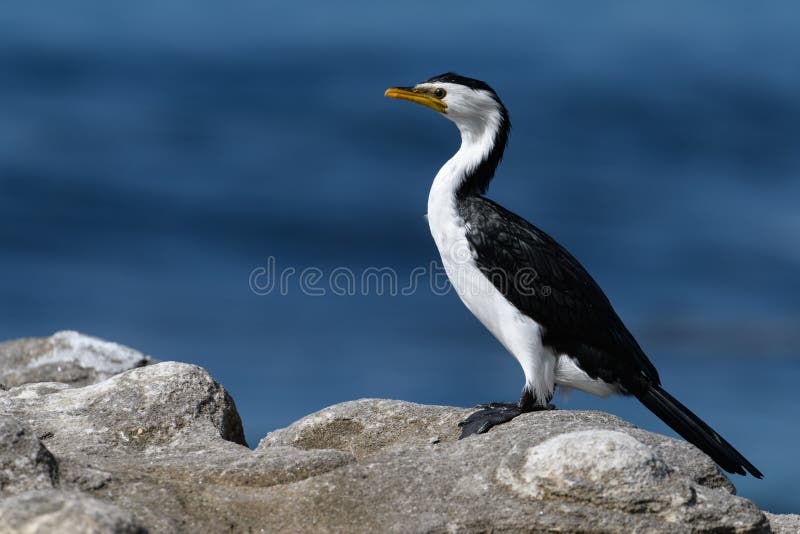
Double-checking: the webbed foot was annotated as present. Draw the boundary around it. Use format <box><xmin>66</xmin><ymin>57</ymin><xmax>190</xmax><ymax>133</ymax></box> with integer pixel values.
<box><xmin>458</xmin><ymin>390</ymin><xmax>555</xmax><ymax>439</ymax></box>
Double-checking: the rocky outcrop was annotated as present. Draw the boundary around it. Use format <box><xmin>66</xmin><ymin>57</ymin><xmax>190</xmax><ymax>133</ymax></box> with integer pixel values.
<box><xmin>257</xmin><ymin>400</ymin><xmax>759</xmax><ymax>532</ymax></box>
<box><xmin>764</xmin><ymin>513</ymin><xmax>800</xmax><ymax>534</ymax></box>
<box><xmin>0</xmin><ymin>415</ymin><xmax>58</xmax><ymax>495</ymax></box>
<box><xmin>0</xmin><ymin>331</ymin><xmax>792</xmax><ymax>532</ymax></box>
<box><xmin>0</xmin><ymin>331</ymin><xmax>156</xmax><ymax>388</ymax></box>
<box><xmin>0</xmin><ymin>490</ymin><xmax>146</xmax><ymax>533</ymax></box>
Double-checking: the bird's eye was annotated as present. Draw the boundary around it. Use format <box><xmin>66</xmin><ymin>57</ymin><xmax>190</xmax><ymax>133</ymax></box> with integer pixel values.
<box><xmin>434</xmin><ymin>88</ymin><xmax>446</xmax><ymax>98</ymax></box>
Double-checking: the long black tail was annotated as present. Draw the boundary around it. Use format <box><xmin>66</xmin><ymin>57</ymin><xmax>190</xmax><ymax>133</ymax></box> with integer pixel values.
<box><xmin>634</xmin><ymin>383</ymin><xmax>762</xmax><ymax>478</ymax></box>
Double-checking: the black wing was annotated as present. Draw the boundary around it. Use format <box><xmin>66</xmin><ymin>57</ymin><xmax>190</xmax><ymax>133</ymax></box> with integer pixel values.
<box><xmin>458</xmin><ymin>197</ymin><xmax>766</xmax><ymax>477</ymax></box>
<box><xmin>458</xmin><ymin>195</ymin><xmax>659</xmax><ymax>387</ymax></box>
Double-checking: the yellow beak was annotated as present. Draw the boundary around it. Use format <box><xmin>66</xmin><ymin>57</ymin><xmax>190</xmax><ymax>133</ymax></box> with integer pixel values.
<box><xmin>384</xmin><ymin>87</ymin><xmax>447</xmax><ymax>113</ymax></box>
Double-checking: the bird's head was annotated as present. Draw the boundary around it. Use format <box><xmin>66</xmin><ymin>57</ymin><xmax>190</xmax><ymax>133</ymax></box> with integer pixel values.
<box><xmin>385</xmin><ymin>73</ymin><xmax>508</xmax><ymax>138</ymax></box>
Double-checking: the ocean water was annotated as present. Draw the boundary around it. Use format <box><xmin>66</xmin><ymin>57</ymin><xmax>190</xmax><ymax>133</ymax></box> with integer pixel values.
<box><xmin>1</xmin><ymin>1</ymin><xmax>798</xmax><ymax>513</ymax></box>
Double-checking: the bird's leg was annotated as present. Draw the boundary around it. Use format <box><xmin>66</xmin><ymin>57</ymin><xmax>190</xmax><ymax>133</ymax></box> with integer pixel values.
<box><xmin>458</xmin><ymin>388</ymin><xmax>555</xmax><ymax>439</ymax></box>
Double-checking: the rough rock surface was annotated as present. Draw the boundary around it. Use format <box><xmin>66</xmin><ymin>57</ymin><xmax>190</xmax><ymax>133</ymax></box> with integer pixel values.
<box><xmin>0</xmin><ymin>415</ymin><xmax>58</xmax><ymax>495</ymax></box>
<box><xmin>764</xmin><ymin>513</ymin><xmax>800</xmax><ymax>534</ymax></box>
<box><xmin>258</xmin><ymin>400</ymin><xmax>765</xmax><ymax>533</ymax></box>
<box><xmin>0</xmin><ymin>332</ymin><xmax>793</xmax><ymax>533</ymax></box>
<box><xmin>0</xmin><ymin>330</ymin><xmax>156</xmax><ymax>388</ymax></box>
<box><xmin>0</xmin><ymin>490</ymin><xmax>146</xmax><ymax>533</ymax></box>
<box><xmin>0</xmin><ymin>360</ymin><xmax>247</xmax><ymax>456</ymax></box>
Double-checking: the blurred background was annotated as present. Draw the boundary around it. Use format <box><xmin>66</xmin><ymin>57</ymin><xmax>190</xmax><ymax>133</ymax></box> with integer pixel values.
<box><xmin>1</xmin><ymin>0</ymin><xmax>798</xmax><ymax>512</ymax></box>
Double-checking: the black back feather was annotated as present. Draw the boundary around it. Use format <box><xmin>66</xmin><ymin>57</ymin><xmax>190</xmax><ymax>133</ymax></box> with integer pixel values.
<box><xmin>457</xmin><ymin>195</ymin><xmax>660</xmax><ymax>386</ymax></box>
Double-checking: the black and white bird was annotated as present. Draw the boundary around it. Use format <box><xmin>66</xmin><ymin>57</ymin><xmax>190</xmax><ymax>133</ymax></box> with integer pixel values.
<box><xmin>385</xmin><ymin>73</ymin><xmax>762</xmax><ymax>478</ymax></box>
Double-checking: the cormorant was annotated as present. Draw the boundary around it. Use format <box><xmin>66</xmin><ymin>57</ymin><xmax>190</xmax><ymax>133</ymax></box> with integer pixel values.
<box><xmin>385</xmin><ymin>73</ymin><xmax>762</xmax><ymax>478</ymax></box>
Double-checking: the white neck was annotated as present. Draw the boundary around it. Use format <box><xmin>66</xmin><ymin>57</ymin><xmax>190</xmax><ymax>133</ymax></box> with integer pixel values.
<box><xmin>427</xmin><ymin>112</ymin><xmax>501</xmax><ymax>221</ymax></box>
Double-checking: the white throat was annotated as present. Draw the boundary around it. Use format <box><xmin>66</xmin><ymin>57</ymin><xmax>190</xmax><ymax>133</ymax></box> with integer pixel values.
<box><xmin>424</xmin><ymin>106</ymin><xmax>559</xmax><ymax>402</ymax></box>
<box><xmin>427</xmin><ymin>108</ymin><xmax>502</xmax><ymax>226</ymax></box>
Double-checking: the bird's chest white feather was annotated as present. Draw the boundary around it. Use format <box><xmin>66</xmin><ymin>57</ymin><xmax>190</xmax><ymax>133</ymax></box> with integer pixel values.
<box><xmin>427</xmin><ymin>178</ymin><xmax>556</xmax><ymax>403</ymax></box>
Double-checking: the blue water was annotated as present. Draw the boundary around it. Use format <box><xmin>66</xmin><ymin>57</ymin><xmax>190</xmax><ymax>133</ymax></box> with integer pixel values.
<box><xmin>1</xmin><ymin>1</ymin><xmax>799</xmax><ymax>513</ymax></box>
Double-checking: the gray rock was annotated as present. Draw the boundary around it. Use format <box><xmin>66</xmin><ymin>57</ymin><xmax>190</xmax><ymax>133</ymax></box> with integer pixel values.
<box><xmin>0</xmin><ymin>361</ymin><xmax>247</xmax><ymax>456</ymax></box>
<box><xmin>0</xmin><ymin>415</ymin><xmax>58</xmax><ymax>495</ymax></box>
<box><xmin>69</xmin><ymin>442</ymin><xmax>355</xmax><ymax>534</ymax></box>
<box><xmin>258</xmin><ymin>397</ymin><xmax>468</xmax><ymax>457</ymax></box>
<box><xmin>496</xmin><ymin>429</ymin><xmax>673</xmax><ymax>500</ymax></box>
<box><xmin>0</xmin><ymin>490</ymin><xmax>146</xmax><ymax>533</ymax></box>
<box><xmin>0</xmin><ymin>335</ymin><xmax>786</xmax><ymax>533</ymax></box>
<box><xmin>260</xmin><ymin>398</ymin><xmax>734</xmax><ymax>493</ymax></box>
<box><xmin>0</xmin><ymin>360</ymin><xmax>354</xmax><ymax>533</ymax></box>
<box><xmin>255</xmin><ymin>399</ymin><xmax>767</xmax><ymax>533</ymax></box>
<box><xmin>766</xmin><ymin>512</ymin><xmax>800</xmax><ymax>534</ymax></box>
<box><xmin>0</xmin><ymin>331</ymin><xmax>156</xmax><ymax>388</ymax></box>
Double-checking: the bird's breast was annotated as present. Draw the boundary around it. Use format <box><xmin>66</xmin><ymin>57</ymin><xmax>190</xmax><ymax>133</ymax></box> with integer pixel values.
<box><xmin>426</xmin><ymin>190</ymin><xmax>510</xmax><ymax>343</ymax></box>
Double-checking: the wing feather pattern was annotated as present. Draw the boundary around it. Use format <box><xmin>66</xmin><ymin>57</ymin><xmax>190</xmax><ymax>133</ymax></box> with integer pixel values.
<box><xmin>457</xmin><ymin>195</ymin><xmax>660</xmax><ymax>387</ymax></box>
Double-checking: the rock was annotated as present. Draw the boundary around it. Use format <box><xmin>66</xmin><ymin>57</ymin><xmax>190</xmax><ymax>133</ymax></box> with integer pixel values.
<box><xmin>0</xmin><ymin>361</ymin><xmax>247</xmax><ymax>455</ymax></box>
<box><xmin>260</xmin><ymin>399</ymin><xmax>735</xmax><ymax>493</ymax></box>
<box><xmin>0</xmin><ymin>490</ymin><xmax>146</xmax><ymax>533</ymax></box>
<box><xmin>497</xmin><ymin>429</ymin><xmax>673</xmax><ymax>500</ymax></box>
<box><xmin>0</xmin><ymin>331</ymin><xmax>156</xmax><ymax>388</ymax></box>
<box><xmin>0</xmin><ymin>415</ymin><xmax>58</xmax><ymax>495</ymax></box>
<box><xmin>0</xmin><ymin>333</ymin><xmax>791</xmax><ymax>532</ymax></box>
<box><xmin>255</xmin><ymin>399</ymin><xmax>767</xmax><ymax>533</ymax></box>
<box><xmin>0</xmin><ymin>359</ymin><xmax>355</xmax><ymax>533</ymax></box>
<box><xmin>766</xmin><ymin>512</ymin><xmax>800</xmax><ymax>534</ymax></box>
<box><xmin>258</xmin><ymin>397</ymin><xmax>468</xmax><ymax>457</ymax></box>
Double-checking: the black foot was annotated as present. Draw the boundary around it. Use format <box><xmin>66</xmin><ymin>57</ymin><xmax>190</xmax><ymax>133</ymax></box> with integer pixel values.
<box><xmin>458</xmin><ymin>397</ymin><xmax>555</xmax><ymax>439</ymax></box>
<box><xmin>459</xmin><ymin>404</ymin><xmax>523</xmax><ymax>438</ymax></box>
